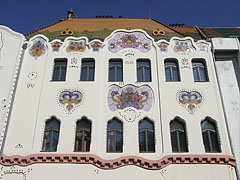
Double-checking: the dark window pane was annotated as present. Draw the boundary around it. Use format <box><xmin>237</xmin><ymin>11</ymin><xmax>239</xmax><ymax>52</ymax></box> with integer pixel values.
<box><xmin>170</xmin><ymin>119</ymin><xmax>188</xmax><ymax>152</ymax></box>
<box><xmin>137</xmin><ymin>59</ymin><xmax>151</xmax><ymax>82</ymax></box>
<box><xmin>139</xmin><ymin>119</ymin><xmax>155</xmax><ymax>153</ymax></box>
<box><xmin>192</xmin><ymin>60</ymin><xmax>208</xmax><ymax>82</ymax></box>
<box><xmin>52</xmin><ymin>59</ymin><xmax>67</xmax><ymax>81</ymax></box>
<box><xmin>75</xmin><ymin>119</ymin><xmax>91</xmax><ymax>152</ymax></box>
<box><xmin>80</xmin><ymin>59</ymin><xmax>95</xmax><ymax>81</ymax></box>
<box><xmin>165</xmin><ymin>60</ymin><xmax>180</xmax><ymax>82</ymax></box>
<box><xmin>109</xmin><ymin>59</ymin><xmax>123</xmax><ymax>82</ymax></box>
<box><xmin>42</xmin><ymin>118</ymin><xmax>60</xmax><ymax>152</ymax></box>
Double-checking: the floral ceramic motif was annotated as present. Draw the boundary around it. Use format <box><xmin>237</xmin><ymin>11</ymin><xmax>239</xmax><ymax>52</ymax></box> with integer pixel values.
<box><xmin>90</xmin><ymin>41</ymin><xmax>102</xmax><ymax>52</ymax></box>
<box><xmin>66</xmin><ymin>40</ymin><xmax>86</xmax><ymax>53</ymax></box>
<box><xmin>108</xmin><ymin>32</ymin><xmax>151</xmax><ymax>53</ymax></box>
<box><xmin>157</xmin><ymin>42</ymin><xmax>168</xmax><ymax>52</ymax></box>
<box><xmin>197</xmin><ymin>42</ymin><xmax>209</xmax><ymax>52</ymax></box>
<box><xmin>178</xmin><ymin>90</ymin><xmax>202</xmax><ymax>113</ymax></box>
<box><xmin>51</xmin><ymin>42</ymin><xmax>62</xmax><ymax>52</ymax></box>
<box><xmin>108</xmin><ymin>85</ymin><xmax>153</xmax><ymax>111</ymax></box>
<box><xmin>59</xmin><ymin>90</ymin><xmax>83</xmax><ymax>114</ymax></box>
<box><xmin>29</xmin><ymin>39</ymin><xmax>46</xmax><ymax>59</ymax></box>
<box><xmin>173</xmin><ymin>40</ymin><xmax>194</xmax><ymax>53</ymax></box>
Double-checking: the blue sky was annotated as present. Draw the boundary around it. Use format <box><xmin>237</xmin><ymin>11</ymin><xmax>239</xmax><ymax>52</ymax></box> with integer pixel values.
<box><xmin>0</xmin><ymin>0</ymin><xmax>239</xmax><ymax>34</ymax></box>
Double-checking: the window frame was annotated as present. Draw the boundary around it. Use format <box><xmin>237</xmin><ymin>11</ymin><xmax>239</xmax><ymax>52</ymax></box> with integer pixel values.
<box><xmin>201</xmin><ymin>118</ymin><xmax>221</xmax><ymax>153</ymax></box>
<box><xmin>42</xmin><ymin>117</ymin><xmax>60</xmax><ymax>152</ymax></box>
<box><xmin>52</xmin><ymin>58</ymin><xmax>67</xmax><ymax>81</ymax></box>
<box><xmin>108</xmin><ymin>59</ymin><xmax>123</xmax><ymax>82</ymax></box>
<box><xmin>138</xmin><ymin>118</ymin><xmax>155</xmax><ymax>153</ymax></box>
<box><xmin>74</xmin><ymin>117</ymin><xmax>92</xmax><ymax>152</ymax></box>
<box><xmin>192</xmin><ymin>59</ymin><xmax>208</xmax><ymax>82</ymax></box>
<box><xmin>80</xmin><ymin>58</ymin><xmax>95</xmax><ymax>81</ymax></box>
<box><xmin>106</xmin><ymin>118</ymin><xmax>123</xmax><ymax>153</ymax></box>
<box><xmin>170</xmin><ymin>118</ymin><xmax>188</xmax><ymax>153</ymax></box>
<box><xmin>136</xmin><ymin>59</ymin><xmax>152</xmax><ymax>82</ymax></box>
<box><xmin>164</xmin><ymin>59</ymin><xmax>180</xmax><ymax>82</ymax></box>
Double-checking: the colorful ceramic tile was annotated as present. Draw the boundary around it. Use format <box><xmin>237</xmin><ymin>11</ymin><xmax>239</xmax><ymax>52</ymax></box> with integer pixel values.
<box><xmin>157</xmin><ymin>42</ymin><xmax>168</xmax><ymax>52</ymax></box>
<box><xmin>108</xmin><ymin>32</ymin><xmax>151</xmax><ymax>53</ymax></box>
<box><xmin>108</xmin><ymin>85</ymin><xmax>153</xmax><ymax>111</ymax></box>
<box><xmin>51</xmin><ymin>42</ymin><xmax>62</xmax><ymax>52</ymax></box>
<box><xmin>177</xmin><ymin>90</ymin><xmax>203</xmax><ymax>113</ymax></box>
<box><xmin>173</xmin><ymin>40</ymin><xmax>194</xmax><ymax>53</ymax></box>
<box><xmin>66</xmin><ymin>40</ymin><xmax>86</xmax><ymax>53</ymax></box>
<box><xmin>196</xmin><ymin>42</ymin><xmax>209</xmax><ymax>52</ymax></box>
<box><xmin>58</xmin><ymin>90</ymin><xmax>84</xmax><ymax>114</ymax></box>
<box><xmin>29</xmin><ymin>38</ymin><xmax>46</xmax><ymax>59</ymax></box>
<box><xmin>90</xmin><ymin>41</ymin><xmax>102</xmax><ymax>52</ymax></box>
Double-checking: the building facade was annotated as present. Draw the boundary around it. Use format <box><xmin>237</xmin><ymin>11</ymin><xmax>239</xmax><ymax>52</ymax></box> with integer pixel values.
<box><xmin>0</xmin><ymin>16</ymin><xmax>239</xmax><ymax>180</ymax></box>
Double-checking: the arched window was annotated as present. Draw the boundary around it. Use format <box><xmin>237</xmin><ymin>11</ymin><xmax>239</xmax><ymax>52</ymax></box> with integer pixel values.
<box><xmin>137</xmin><ymin>59</ymin><xmax>151</xmax><ymax>82</ymax></box>
<box><xmin>52</xmin><ymin>58</ymin><xmax>67</xmax><ymax>81</ymax></box>
<box><xmin>107</xmin><ymin>118</ymin><xmax>123</xmax><ymax>152</ymax></box>
<box><xmin>164</xmin><ymin>59</ymin><xmax>180</xmax><ymax>82</ymax></box>
<box><xmin>170</xmin><ymin>118</ymin><xmax>188</xmax><ymax>152</ymax></box>
<box><xmin>201</xmin><ymin>119</ymin><xmax>221</xmax><ymax>153</ymax></box>
<box><xmin>109</xmin><ymin>59</ymin><xmax>123</xmax><ymax>82</ymax></box>
<box><xmin>139</xmin><ymin>118</ymin><xmax>155</xmax><ymax>152</ymax></box>
<box><xmin>75</xmin><ymin>118</ymin><xmax>92</xmax><ymax>152</ymax></box>
<box><xmin>192</xmin><ymin>59</ymin><xmax>208</xmax><ymax>82</ymax></box>
<box><xmin>42</xmin><ymin>117</ymin><xmax>60</xmax><ymax>152</ymax></box>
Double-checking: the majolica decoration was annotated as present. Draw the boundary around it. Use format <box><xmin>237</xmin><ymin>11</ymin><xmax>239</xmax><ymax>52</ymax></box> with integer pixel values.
<box><xmin>58</xmin><ymin>90</ymin><xmax>84</xmax><ymax>114</ymax></box>
<box><xmin>108</xmin><ymin>32</ymin><xmax>151</xmax><ymax>53</ymax></box>
<box><xmin>90</xmin><ymin>41</ymin><xmax>102</xmax><ymax>52</ymax></box>
<box><xmin>108</xmin><ymin>85</ymin><xmax>153</xmax><ymax>112</ymax></box>
<box><xmin>173</xmin><ymin>40</ymin><xmax>194</xmax><ymax>53</ymax></box>
<box><xmin>51</xmin><ymin>41</ymin><xmax>62</xmax><ymax>52</ymax></box>
<box><xmin>177</xmin><ymin>90</ymin><xmax>203</xmax><ymax>113</ymax></box>
<box><xmin>66</xmin><ymin>40</ymin><xmax>86</xmax><ymax>53</ymax></box>
<box><xmin>196</xmin><ymin>41</ymin><xmax>209</xmax><ymax>52</ymax></box>
<box><xmin>157</xmin><ymin>42</ymin><xmax>169</xmax><ymax>52</ymax></box>
<box><xmin>29</xmin><ymin>38</ymin><xmax>46</xmax><ymax>59</ymax></box>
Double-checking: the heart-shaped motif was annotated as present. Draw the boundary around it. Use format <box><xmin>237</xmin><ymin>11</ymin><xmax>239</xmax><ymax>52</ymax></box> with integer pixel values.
<box><xmin>177</xmin><ymin>90</ymin><xmax>203</xmax><ymax>113</ymax></box>
<box><xmin>58</xmin><ymin>90</ymin><xmax>83</xmax><ymax>114</ymax></box>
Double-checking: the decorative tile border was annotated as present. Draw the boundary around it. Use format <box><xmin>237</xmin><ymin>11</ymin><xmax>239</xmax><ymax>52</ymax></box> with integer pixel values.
<box><xmin>0</xmin><ymin>154</ymin><xmax>235</xmax><ymax>170</ymax></box>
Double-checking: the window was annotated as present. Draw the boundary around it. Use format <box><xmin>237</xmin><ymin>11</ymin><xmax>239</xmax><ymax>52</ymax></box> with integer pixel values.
<box><xmin>192</xmin><ymin>59</ymin><xmax>208</xmax><ymax>82</ymax></box>
<box><xmin>137</xmin><ymin>59</ymin><xmax>151</xmax><ymax>82</ymax></box>
<box><xmin>75</xmin><ymin>118</ymin><xmax>91</xmax><ymax>152</ymax></box>
<box><xmin>139</xmin><ymin>118</ymin><xmax>155</xmax><ymax>152</ymax></box>
<box><xmin>164</xmin><ymin>59</ymin><xmax>180</xmax><ymax>82</ymax></box>
<box><xmin>107</xmin><ymin>118</ymin><xmax>123</xmax><ymax>152</ymax></box>
<box><xmin>109</xmin><ymin>59</ymin><xmax>123</xmax><ymax>82</ymax></box>
<box><xmin>201</xmin><ymin>118</ymin><xmax>221</xmax><ymax>153</ymax></box>
<box><xmin>170</xmin><ymin>118</ymin><xmax>188</xmax><ymax>152</ymax></box>
<box><xmin>80</xmin><ymin>59</ymin><xmax>95</xmax><ymax>81</ymax></box>
<box><xmin>52</xmin><ymin>59</ymin><xmax>67</xmax><ymax>81</ymax></box>
<box><xmin>42</xmin><ymin>117</ymin><xmax>60</xmax><ymax>152</ymax></box>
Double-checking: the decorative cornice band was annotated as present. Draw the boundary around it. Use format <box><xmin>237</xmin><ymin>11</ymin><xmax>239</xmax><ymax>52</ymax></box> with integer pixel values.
<box><xmin>0</xmin><ymin>154</ymin><xmax>235</xmax><ymax>170</ymax></box>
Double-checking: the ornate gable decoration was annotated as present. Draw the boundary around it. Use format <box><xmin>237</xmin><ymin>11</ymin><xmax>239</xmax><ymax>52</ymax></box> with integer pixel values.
<box><xmin>108</xmin><ymin>32</ymin><xmax>151</xmax><ymax>53</ymax></box>
<box><xmin>66</xmin><ymin>39</ymin><xmax>86</xmax><ymax>53</ymax></box>
<box><xmin>173</xmin><ymin>39</ymin><xmax>195</xmax><ymax>53</ymax></box>
<box><xmin>29</xmin><ymin>38</ymin><xmax>47</xmax><ymax>59</ymax></box>
<box><xmin>51</xmin><ymin>40</ymin><xmax>63</xmax><ymax>52</ymax></box>
<box><xmin>108</xmin><ymin>85</ymin><xmax>153</xmax><ymax>112</ymax></box>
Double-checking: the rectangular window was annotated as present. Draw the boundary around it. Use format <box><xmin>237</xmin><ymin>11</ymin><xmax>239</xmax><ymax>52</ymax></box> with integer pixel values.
<box><xmin>164</xmin><ymin>59</ymin><xmax>180</xmax><ymax>82</ymax></box>
<box><xmin>80</xmin><ymin>58</ymin><xmax>95</xmax><ymax>81</ymax></box>
<box><xmin>52</xmin><ymin>59</ymin><xmax>67</xmax><ymax>81</ymax></box>
<box><xmin>137</xmin><ymin>59</ymin><xmax>151</xmax><ymax>82</ymax></box>
<box><xmin>192</xmin><ymin>59</ymin><xmax>208</xmax><ymax>82</ymax></box>
<box><xmin>109</xmin><ymin>59</ymin><xmax>123</xmax><ymax>82</ymax></box>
